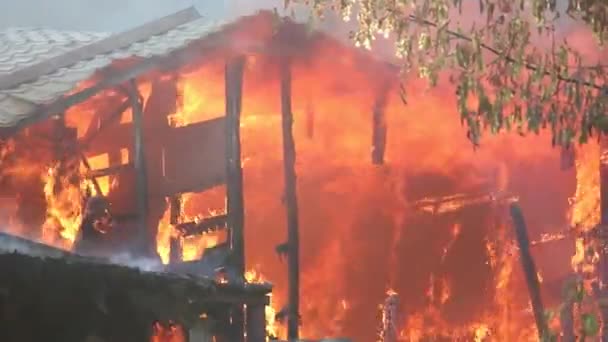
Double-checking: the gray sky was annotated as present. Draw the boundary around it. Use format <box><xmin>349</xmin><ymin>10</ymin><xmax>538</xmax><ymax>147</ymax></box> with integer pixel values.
<box><xmin>0</xmin><ymin>0</ymin><xmax>281</xmax><ymax>32</ymax></box>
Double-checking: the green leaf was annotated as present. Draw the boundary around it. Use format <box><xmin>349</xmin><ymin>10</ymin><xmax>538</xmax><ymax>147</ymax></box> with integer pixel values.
<box><xmin>582</xmin><ymin>313</ymin><xmax>600</xmax><ymax>336</ymax></box>
<box><xmin>592</xmin><ymin>115</ymin><xmax>608</xmax><ymax>133</ymax></box>
<box><xmin>418</xmin><ymin>32</ymin><xmax>431</xmax><ymax>51</ymax></box>
<box><xmin>455</xmin><ymin>44</ymin><xmax>469</xmax><ymax>68</ymax></box>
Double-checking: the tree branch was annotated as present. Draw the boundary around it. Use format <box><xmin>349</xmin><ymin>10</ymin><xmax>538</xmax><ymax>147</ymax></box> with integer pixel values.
<box><xmin>407</xmin><ymin>14</ymin><xmax>604</xmax><ymax>90</ymax></box>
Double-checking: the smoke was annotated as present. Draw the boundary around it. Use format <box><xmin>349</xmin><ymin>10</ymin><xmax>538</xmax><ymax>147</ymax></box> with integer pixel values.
<box><xmin>106</xmin><ymin>252</ymin><xmax>164</xmax><ymax>272</ymax></box>
<box><xmin>0</xmin><ymin>230</ymin><xmax>164</xmax><ymax>272</ymax></box>
<box><xmin>0</xmin><ymin>0</ymin><xmax>221</xmax><ymax>31</ymax></box>
<box><xmin>0</xmin><ymin>231</ymin><xmax>67</xmax><ymax>258</ymax></box>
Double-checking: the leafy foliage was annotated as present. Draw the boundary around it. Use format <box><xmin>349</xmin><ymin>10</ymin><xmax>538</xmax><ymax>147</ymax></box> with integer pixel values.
<box><xmin>284</xmin><ymin>0</ymin><xmax>608</xmax><ymax>147</ymax></box>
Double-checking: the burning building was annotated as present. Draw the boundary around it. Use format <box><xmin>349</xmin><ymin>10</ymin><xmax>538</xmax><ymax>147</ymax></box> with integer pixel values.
<box><xmin>0</xmin><ymin>4</ymin><xmax>603</xmax><ymax>342</ymax></box>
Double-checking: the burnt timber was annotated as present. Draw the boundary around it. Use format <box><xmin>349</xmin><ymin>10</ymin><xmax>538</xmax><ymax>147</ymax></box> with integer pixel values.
<box><xmin>509</xmin><ymin>204</ymin><xmax>548</xmax><ymax>340</ymax></box>
<box><xmin>280</xmin><ymin>57</ymin><xmax>301</xmax><ymax>340</ymax></box>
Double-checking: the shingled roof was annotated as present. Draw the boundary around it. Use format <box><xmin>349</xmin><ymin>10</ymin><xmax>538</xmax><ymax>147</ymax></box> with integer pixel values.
<box><xmin>0</xmin><ymin>7</ymin><xmax>224</xmax><ymax>130</ymax></box>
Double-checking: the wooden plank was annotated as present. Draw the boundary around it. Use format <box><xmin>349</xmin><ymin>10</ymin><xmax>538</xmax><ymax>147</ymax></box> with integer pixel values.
<box><xmin>84</xmin><ymin>163</ymin><xmax>133</xmax><ymax>179</ymax></box>
<box><xmin>176</xmin><ymin>214</ymin><xmax>228</xmax><ymax>237</ymax></box>
<box><xmin>0</xmin><ymin>7</ymin><xmax>201</xmax><ymax>91</ymax></box>
<box><xmin>280</xmin><ymin>59</ymin><xmax>301</xmax><ymax>340</ymax></box>
<box><xmin>161</xmin><ymin>118</ymin><xmax>227</xmax><ymax>196</ymax></box>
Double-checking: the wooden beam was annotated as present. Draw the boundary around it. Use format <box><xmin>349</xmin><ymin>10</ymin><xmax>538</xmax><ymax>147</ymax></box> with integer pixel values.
<box><xmin>0</xmin><ymin>7</ymin><xmax>201</xmax><ymax>91</ymax></box>
<box><xmin>0</xmin><ymin>56</ymin><xmax>163</xmax><ymax>137</ymax></box>
<box><xmin>280</xmin><ymin>58</ymin><xmax>300</xmax><ymax>340</ymax></box>
<box><xmin>80</xmin><ymin>99</ymin><xmax>131</xmax><ymax>149</ymax></box>
<box><xmin>509</xmin><ymin>204</ymin><xmax>548</xmax><ymax>341</ymax></box>
<box><xmin>224</xmin><ymin>56</ymin><xmax>246</xmax><ymax>275</ymax></box>
<box><xmin>127</xmin><ymin>80</ymin><xmax>150</xmax><ymax>257</ymax></box>
<box><xmin>371</xmin><ymin>84</ymin><xmax>389</xmax><ymax>165</ymax></box>
<box><xmin>225</xmin><ymin>55</ymin><xmax>246</xmax><ymax>342</ymax></box>
<box><xmin>79</xmin><ymin>153</ymin><xmax>104</xmax><ymax>196</ymax></box>
<box><xmin>176</xmin><ymin>214</ymin><xmax>228</xmax><ymax>237</ymax></box>
<box><xmin>84</xmin><ymin>163</ymin><xmax>133</xmax><ymax>179</ymax></box>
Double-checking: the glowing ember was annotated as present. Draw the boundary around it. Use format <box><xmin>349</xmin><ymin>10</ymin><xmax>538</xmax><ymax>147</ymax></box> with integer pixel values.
<box><xmin>151</xmin><ymin>322</ymin><xmax>185</xmax><ymax>342</ymax></box>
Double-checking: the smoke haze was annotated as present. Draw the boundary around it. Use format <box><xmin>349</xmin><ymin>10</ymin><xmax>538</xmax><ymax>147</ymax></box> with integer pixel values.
<box><xmin>0</xmin><ymin>0</ymin><xmax>280</xmax><ymax>32</ymax></box>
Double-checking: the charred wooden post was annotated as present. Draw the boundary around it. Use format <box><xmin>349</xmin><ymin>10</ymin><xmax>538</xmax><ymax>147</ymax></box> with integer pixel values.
<box><xmin>169</xmin><ymin>195</ymin><xmax>183</xmax><ymax>263</ymax></box>
<box><xmin>245</xmin><ymin>303</ymin><xmax>266</xmax><ymax>342</ymax></box>
<box><xmin>225</xmin><ymin>56</ymin><xmax>246</xmax><ymax>341</ymax></box>
<box><xmin>169</xmin><ymin>236</ymin><xmax>183</xmax><ymax>264</ymax></box>
<box><xmin>225</xmin><ymin>56</ymin><xmax>246</xmax><ymax>275</ymax></box>
<box><xmin>127</xmin><ymin>80</ymin><xmax>150</xmax><ymax>256</ymax></box>
<box><xmin>509</xmin><ymin>204</ymin><xmax>548</xmax><ymax>340</ymax></box>
<box><xmin>170</xmin><ymin>195</ymin><xmax>182</xmax><ymax>225</ymax></box>
<box><xmin>560</xmin><ymin>286</ymin><xmax>575</xmax><ymax>342</ymax></box>
<box><xmin>52</xmin><ymin>114</ymin><xmax>66</xmax><ymax>161</ymax></box>
<box><xmin>380</xmin><ymin>291</ymin><xmax>399</xmax><ymax>342</ymax></box>
<box><xmin>280</xmin><ymin>58</ymin><xmax>301</xmax><ymax>340</ymax></box>
<box><xmin>371</xmin><ymin>84</ymin><xmax>389</xmax><ymax>165</ymax></box>
<box><xmin>79</xmin><ymin>153</ymin><xmax>104</xmax><ymax>196</ymax></box>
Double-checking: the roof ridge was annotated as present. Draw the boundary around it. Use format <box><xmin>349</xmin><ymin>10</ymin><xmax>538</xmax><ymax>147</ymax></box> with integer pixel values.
<box><xmin>0</xmin><ymin>26</ymin><xmax>109</xmax><ymax>37</ymax></box>
<box><xmin>0</xmin><ymin>6</ymin><xmax>201</xmax><ymax>91</ymax></box>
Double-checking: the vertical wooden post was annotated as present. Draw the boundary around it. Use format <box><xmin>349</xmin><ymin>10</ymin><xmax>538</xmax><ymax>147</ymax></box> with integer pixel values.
<box><xmin>380</xmin><ymin>292</ymin><xmax>399</xmax><ymax>342</ymax></box>
<box><xmin>371</xmin><ymin>85</ymin><xmax>389</xmax><ymax>165</ymax></box>
<box><xmin>169</xmin><ymin>195</ymin><xmax>183</xmax><ymax>263</ymax></box>
<box><xmin>245</xmin><ymin>303</ymin><xmax>266</xmax><ymax>342</ymax></box>
<box><xmin>560</xmin><ymin>288</ymin><xmax>575</xmax><ymax>341</ymax></box>
<box><xmin>225</xmin><ymin>56</ymin><xmax>246</xmax><ymax>341</ymax></box>
<box><xmin>598</xmin><ymin>135</ymin><xmax>608</xmax><ymax>340</ymax></box>
<box><xmin>280</xmin><ymin>59</ymin><xmax>301</xmax><ymax>340</ymax></box>
<box><xmin>170</xmin><ymin>195</ymin><xmax>181</xmax><ymax>225</ymax></box>
<box><xmin>51</xmin><ymin>114</ymin><xmax>67</xmax><ymax>195</ymax></box>
<box><xmin>225</xmin><ymin>56</ymin><xmax>246</xmax><ymax>275</ymax></box>
<box><xmin>127</xmin><ymin>80</ymin><xmax>150</xmax><ymax>256</ymax></box>
<box><xmin>509</xmin><ymin>204</ymin><xmax>548</xmax><ymax>340</ymax></box>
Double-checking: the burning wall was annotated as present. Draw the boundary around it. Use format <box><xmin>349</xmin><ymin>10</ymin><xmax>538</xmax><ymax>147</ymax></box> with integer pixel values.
<box><xmin>0</xmin><ymin>11</ymin><xmax>592</xmax><ymax>341</ymax></box>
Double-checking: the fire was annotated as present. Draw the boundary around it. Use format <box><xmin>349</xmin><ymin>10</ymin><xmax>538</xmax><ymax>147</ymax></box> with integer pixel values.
<box><xmin>156</xmin><ymin>191</ymin><xmax>227</xmax><ymax>265</ymax></box>
<box><xmin>151</xmin><ymin>322</ymin><xmax>185</xmax><ymax>342</ymax></box>
<box><xmin>40</xmin><ymin>165</ymin><xmax>85</xmax><ymax>250</ymax></box>
<box><xmin>0</xmin><ymin>11</ymin><xmax>599</xmax><ymax>341</ymax></box>
<box><xmin>569</xmin><ymin>142</ymin><xmax>601</xmax><ymax>290</ymax></box>
<box><xmin>245</xmin><ymin>268</ymin><xmax>281</xmax><ymax>339</ymax></box>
